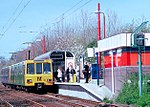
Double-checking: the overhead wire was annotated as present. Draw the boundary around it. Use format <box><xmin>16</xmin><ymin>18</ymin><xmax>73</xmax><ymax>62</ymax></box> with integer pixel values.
<box><xmin>0</xmin><ymin>0</ymin><xmax>94</xmax><ymax>58</ymax></box>
<box><xmin>54</xmin><ymin>0</ymin><xmax>84</xmax><ymax>21</ymax></box>
<box><xmin>65</xmin><ymin>0</ymin><xmax>93</xmax><ymax>20</ymax></box>
<box><xmin>0</xmin><ymin>0</ymin><xmax>32</xmax><ymax>39</ymax></box>
<box><xmin>43</xmin><ymin>0</ymin><xmax>93</xmax><ymax>28</ymax></box>
<box><xmin>0</xmin><ymin>0</ymin><xmax>93</xmax><ymax>38</ymax></box>
<box><xmin>0</xmin><ymin>0</ymin><xmax>24</xmax><ymax>34</ymax></box>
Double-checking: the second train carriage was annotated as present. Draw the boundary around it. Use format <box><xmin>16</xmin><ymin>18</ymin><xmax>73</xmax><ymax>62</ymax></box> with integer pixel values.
<box><xmin>1</xmin><ymin>59</ymin><xmax>54</xmax><ymax>92</ymax></box>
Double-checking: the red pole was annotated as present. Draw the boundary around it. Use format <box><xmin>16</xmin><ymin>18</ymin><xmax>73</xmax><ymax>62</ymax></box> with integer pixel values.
<box><xmin>42</xmin><ymin>35</ymin><xmax>46</xmax><ymax>54</ymax></box>
<box><xmin>98</xmin><ymin>3</ymin><xmax>101</xmax><ymax>40</ymax></box>
<box><xmin>97</xmin><ymin>3</ymin><xmax>101</xmax><ymax>72</ymax></box>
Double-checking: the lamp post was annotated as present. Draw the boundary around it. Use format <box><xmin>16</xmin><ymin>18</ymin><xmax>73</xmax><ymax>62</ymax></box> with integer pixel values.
<box><xmin>94</xmin><ymin>3</ymin><xmax>107</xmax><ymax>80</ymax></box>
<box><xmin>94</xmin><ymin>9</ymin><xmax>106</xmax><ymax>39</ymax></box>
<box><xmin>99</xmin><ymin>11</ymin><xmax>106</xmax><ymax>39</ymax></box>
<box><xmin>130</xmin><ymin>21</ymin><xmax>149</xmax><ymax>97</ymax></box>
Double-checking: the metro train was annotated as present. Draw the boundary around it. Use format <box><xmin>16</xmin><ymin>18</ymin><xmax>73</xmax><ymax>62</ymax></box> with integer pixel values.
<box><xmin>0</xmin><ymin>59</ymin><xmax>54</xmax><ymax>92</ymax></box>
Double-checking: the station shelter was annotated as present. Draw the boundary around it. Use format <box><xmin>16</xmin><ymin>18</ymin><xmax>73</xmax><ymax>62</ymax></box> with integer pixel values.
<box><xmin>97</xmin><ymin>33</ymin><xmax>150</xmax><ymax>95</ymax></box>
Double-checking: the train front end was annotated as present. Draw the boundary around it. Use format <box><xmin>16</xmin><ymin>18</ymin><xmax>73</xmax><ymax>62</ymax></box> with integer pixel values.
<box><xmin>24</xmin><ymin>60</ymin><xmax>54</xmax><ymax>92</ymax></box>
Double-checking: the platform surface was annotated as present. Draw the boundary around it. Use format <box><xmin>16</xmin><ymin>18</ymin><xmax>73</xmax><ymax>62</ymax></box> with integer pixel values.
<box><xmin>55</xmin><ymin>79</ymin><xmax>113</xmax><ymax>101</ymax></box>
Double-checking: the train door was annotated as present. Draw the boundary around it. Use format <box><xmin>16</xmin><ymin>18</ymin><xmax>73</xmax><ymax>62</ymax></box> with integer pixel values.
<box><xmin>50</xmin><ymin>51</ymin><xmax>65</xmax><ymax>80</ymax></box>
<box><xmin>65</xmin><ymin>51</ymin><xmax>75</xmax><ymax>70</ymax></box>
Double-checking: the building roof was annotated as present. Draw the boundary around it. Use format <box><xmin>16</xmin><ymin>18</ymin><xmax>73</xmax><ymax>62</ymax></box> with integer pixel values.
<box><xmin>98</xmin><ymin>33</ymin><xmax>150</xmax><ymax>52</ymax></box>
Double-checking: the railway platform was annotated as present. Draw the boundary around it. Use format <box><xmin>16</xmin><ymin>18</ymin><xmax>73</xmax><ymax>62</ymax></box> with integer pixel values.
<box><xmin>54</xmin><ymin>79</ymin><xmax>113</xmax><ymax>101</ymax></box>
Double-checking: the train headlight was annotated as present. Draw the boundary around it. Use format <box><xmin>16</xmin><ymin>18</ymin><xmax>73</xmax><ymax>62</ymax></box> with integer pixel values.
<box><xmin>27</xmin><ymin>79</ymin><xmax>32</xmax><ymax>83</ymax></box>
<box><xmin>47</xmin><ymin>79</ymin><xmax>52</xmax><ymax>82</ymax></box>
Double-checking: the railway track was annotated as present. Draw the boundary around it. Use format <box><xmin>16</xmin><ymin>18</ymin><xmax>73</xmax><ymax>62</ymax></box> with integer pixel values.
<box><xmin>46</xmin><ymin>93</ymin><xmax>103</xmax><ymax>107</ymax></box>
<box><xmin>0</xmin><ymin>85</ymin><xmax>45</xmax><ymax>106</ymax></box>
<box><xmin>0</xmin><ymin>84</ymin><xmax>128</xmax><ymax>107</ymax></box>
<box><xmin>0</xmin><ymin>87</ymin><xmax>82</xmax><ymax>106</ymax></box>
<box><xmin>16</xmin><ymin>92</ymin><xmax>85</xmax><ymax>107</ymax></box>
<box><xmin>45</xmin><ymin>93</ymin><xmax>129</xmax><ymax>107</ymax></box>
<box><xmin>44</xmin><ymin>94</ymin><xmax>129</xmax><ymax>107</ymax></box>
<box><xmin>0</xmin><ymin>89</ymin><xmax>46</xmax><ymax>106</ymax></box>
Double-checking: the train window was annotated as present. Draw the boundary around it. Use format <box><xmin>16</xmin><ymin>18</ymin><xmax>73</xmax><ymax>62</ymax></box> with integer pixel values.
<box><xmin>11</xmin><ymin>66</ymin><xmax>15</xmax><ymax>75</ymax></box>
<box><xmin>43</xmin><ymin>63</ymin><xmax>51</xmax><ymax>74</ymax></box>
<box><xmin>23</xmin><ymin>65</ymin><xmax>25</xmax><ymax>74</ymax></box>
<box><xmin>66</xmin><ymin>51</ymin><xmax>73</xmax><ymax>57</ymax></box>
<box><xmin>36</xmin><ymin>63</ymin><xmax>42</xmax><ymax>74</ymax></box>
<box><xmin>50</xmin><ymin>54</ymin><xmax>63</xmax><ymax>59</ymax></box>
<box><xmin>27</xmin><ymin>63</ymin><xmax>34</xmax><ymax>74</ymax></box>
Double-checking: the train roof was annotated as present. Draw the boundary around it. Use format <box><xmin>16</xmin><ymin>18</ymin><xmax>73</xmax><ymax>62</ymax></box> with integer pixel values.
<box><xmin>1</xmin><ymin>59</ymin><xmax>52</xmax><ymax>70</ymax></box>
<box><xmin>34</xmin><ymin>50</ymin><xmax>74</xmax><ymax>60</ymax></box>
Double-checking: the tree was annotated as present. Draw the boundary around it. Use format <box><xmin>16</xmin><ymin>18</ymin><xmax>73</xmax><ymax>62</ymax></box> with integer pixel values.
<box><xmin>8</xmin><ymin>10</ymin><xmax>150</xmax><ymax>64</ymax></box>
<box><xmin>122</xmin><ymin>17</ymin><xmax>150</xmax><ymax>33</ymax></box>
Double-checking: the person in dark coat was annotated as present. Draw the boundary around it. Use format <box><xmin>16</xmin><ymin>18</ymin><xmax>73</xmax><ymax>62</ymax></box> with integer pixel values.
<box><xmin>62</xmin><ymin>66</ymin><xmax>65</xmax><ymax>82</ymax></box>
<box><xmin>66</xmin><ymin>67</ymin><xmax>70</xmax><ymax>82</ymax></box>
<box><xmin>84</xmin><ymin>62</ymin><xmax>89</xmax><ymax>83</ymax></box>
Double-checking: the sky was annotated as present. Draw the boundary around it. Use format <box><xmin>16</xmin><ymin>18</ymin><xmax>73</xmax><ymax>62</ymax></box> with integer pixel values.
<box><xmin>0</xmin><ymin>0</ymin><xmax>150</xmax><ymax>59</ymax></box>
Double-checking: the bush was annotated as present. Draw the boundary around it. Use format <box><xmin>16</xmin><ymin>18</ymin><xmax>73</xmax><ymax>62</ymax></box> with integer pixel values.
<box><xmin>115</xmin><ymin>83</ymin><xmax>139</xmax><ymax>105</ymax></box>
<box><xmin>137</xmin><ymin>93</ymin><xmax>150</xmax><ymax>107</ymax></box>
<box><xmin>115</xmin><ymin>73</ymin><xmax>150</xmax><ymax>106</ymax></box>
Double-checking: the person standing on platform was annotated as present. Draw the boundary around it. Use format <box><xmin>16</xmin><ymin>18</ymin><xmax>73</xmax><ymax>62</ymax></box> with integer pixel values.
<box><xmin>76</xmin><ymin>66</ymin><xmax>80</xmax><ymax>83</ymax></box>
<box><xmin>66</xmin><ymin>67</ymin><xmax>70</xmax><ymax>82</ymax></box>
<box><xmin>57</xmin><ymin>66</ymin><xmax>62</xmax><ymax>82</ymax></box>
<box><xmin>88</xmin><ymin>63</ymin><xmax>92</xmax><ymax>82</ymax></box>
<box><xmin>70</xmin><ymin>65</ymin><xmax>76</xmax><ymax>83</ymax></box>
<box><xmin>69</xmin><ymin>65</ymin><xmax>74</xmax><ymax>82</ymax></box>
<box><xmin>84</xmin><ymin>62</ymin><xmax>89</xmax><ymax>83</ymax></box>
<box><xmin>62</xmin><ymin>66</ymin><xmax>65</xmax><ymax>82</ymax></box>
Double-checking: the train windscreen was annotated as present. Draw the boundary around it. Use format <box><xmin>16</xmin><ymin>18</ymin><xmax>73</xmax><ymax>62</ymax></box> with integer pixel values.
<box><xmin>27</xmin><ymin>63</ymin><xmax>34</xmax><ymax>74</ymax></box>
<box><xmin>36</xmin><ymin>63</ymin><xmax>42</xmax><ymax>74</ymax></box>
<box><xmin>44</xmin><ymin>63</ymin><xmax>51</xmax><ymax>74</ymax></box>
